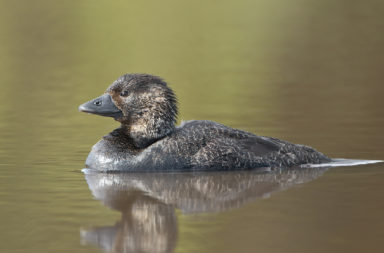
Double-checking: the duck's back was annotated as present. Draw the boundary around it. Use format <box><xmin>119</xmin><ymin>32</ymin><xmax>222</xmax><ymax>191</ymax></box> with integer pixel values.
<box><xmin>158</xmin><ymin>120</ymin><xmax>330</xmax><ymax>170</ymax></box>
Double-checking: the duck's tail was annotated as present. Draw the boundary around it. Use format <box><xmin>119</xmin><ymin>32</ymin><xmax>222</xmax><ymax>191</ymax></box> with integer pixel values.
<box><xmin>301</xmin><ymin>158</ymin><xmax>383</xmax><ymax>168</ymax></box>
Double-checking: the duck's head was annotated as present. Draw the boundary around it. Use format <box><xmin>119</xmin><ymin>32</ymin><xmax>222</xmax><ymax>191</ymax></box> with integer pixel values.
<box><xmin>79</xmin><ymin>73</ymin><xmax>177</xmax><ymax>148</ymax></box>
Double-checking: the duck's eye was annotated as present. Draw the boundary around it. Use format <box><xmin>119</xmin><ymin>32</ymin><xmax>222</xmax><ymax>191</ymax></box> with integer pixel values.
<box><xmin>120</xmin><ymin>90</ymin><xmax>129</xmax><ymax>97</ymax></box>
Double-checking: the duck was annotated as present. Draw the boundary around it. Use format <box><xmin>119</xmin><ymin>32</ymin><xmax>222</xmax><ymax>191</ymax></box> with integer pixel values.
<box><xmin>79</xmin><ymin>73</ymin><xmax>331</xmax><ymax>171</ymax></box>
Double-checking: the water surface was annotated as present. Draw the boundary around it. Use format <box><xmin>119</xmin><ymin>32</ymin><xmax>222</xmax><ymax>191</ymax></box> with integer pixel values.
<box><xmin>1</xmin><ymin>0</ymin><xmax>384</xmax><ymax>253</ymax></box>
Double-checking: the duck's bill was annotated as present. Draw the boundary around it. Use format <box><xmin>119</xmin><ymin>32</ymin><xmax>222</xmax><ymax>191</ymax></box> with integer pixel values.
<box><xmin>78</xmin><ymin>94</ymin><xmax>123</xmax><ymax>118</ymax></box>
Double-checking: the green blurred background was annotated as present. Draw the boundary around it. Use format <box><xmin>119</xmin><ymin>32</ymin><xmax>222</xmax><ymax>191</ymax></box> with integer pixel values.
<box><xmin>0</xmin><ymin>0</ymin><xmax>383</xmax><ymax>253</ymax></box>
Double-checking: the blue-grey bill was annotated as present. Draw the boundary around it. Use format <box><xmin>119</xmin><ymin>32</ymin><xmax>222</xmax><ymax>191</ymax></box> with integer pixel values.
<box><xmin>79</xmin><ymin>94</ymin><xmax>123</xmax><ymax>118</ymax></box>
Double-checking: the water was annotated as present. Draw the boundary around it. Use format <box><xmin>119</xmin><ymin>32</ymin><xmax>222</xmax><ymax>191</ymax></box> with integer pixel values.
<box><xmin>1</xmin><ymin>0</ymin><xmax>384</xmax><ymax>252</ymax></box>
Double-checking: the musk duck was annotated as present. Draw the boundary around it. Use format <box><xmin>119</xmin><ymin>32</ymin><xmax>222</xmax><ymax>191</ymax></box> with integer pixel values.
<box><xmin>79</xmin><ymin>73</ymin><xmax>331</xmax><ymax>171</ymax></box>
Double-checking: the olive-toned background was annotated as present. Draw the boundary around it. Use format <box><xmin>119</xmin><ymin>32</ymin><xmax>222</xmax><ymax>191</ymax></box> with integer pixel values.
<box><xmin>0</xmin><ymin>0</ymin><xmax>383</xmax><ymax>253</ymax></box>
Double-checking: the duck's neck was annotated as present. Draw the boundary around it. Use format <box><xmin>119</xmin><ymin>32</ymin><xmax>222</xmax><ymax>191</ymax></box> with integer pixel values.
<box><xmin>121</xmin><ymin>112</ymin><xmax>176</xmax><ymax>149</ymax></box>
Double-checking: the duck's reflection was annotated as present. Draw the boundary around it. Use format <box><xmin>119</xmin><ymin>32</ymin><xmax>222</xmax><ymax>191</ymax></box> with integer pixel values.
<box><xmin>81</xmin><ymin>167</ymin><xmax>327</xmax><ymax>253</ymax></box>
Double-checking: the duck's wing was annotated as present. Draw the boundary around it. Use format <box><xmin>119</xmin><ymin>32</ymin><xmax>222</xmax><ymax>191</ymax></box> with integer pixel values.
<box><xmin>189</xmin><ymin>135</ymin><xmax>285</xmax><ymax>169</ymax></box>
<box><xmin>178</xmin><ymin>120</ymin><xmax>288</xmax><ymax>168</ymax></box>
<box><xmin>236</xmin><ymin>135</ymin><xmax>283</xmax><ymax>156</ymax></box>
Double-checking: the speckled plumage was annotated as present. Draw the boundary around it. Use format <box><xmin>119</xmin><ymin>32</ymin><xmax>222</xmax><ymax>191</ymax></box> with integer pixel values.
<box><xmin>83</xmin><ymin>73</ymin><xmax>331</xmax><ymax>171</ymax></box>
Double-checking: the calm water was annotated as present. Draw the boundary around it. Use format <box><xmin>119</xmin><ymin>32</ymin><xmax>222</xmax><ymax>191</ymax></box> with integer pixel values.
<box><xmin>1</xmin><ymin>0</ymin><xmax>384</xmax><ymax>252</ymax></box>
